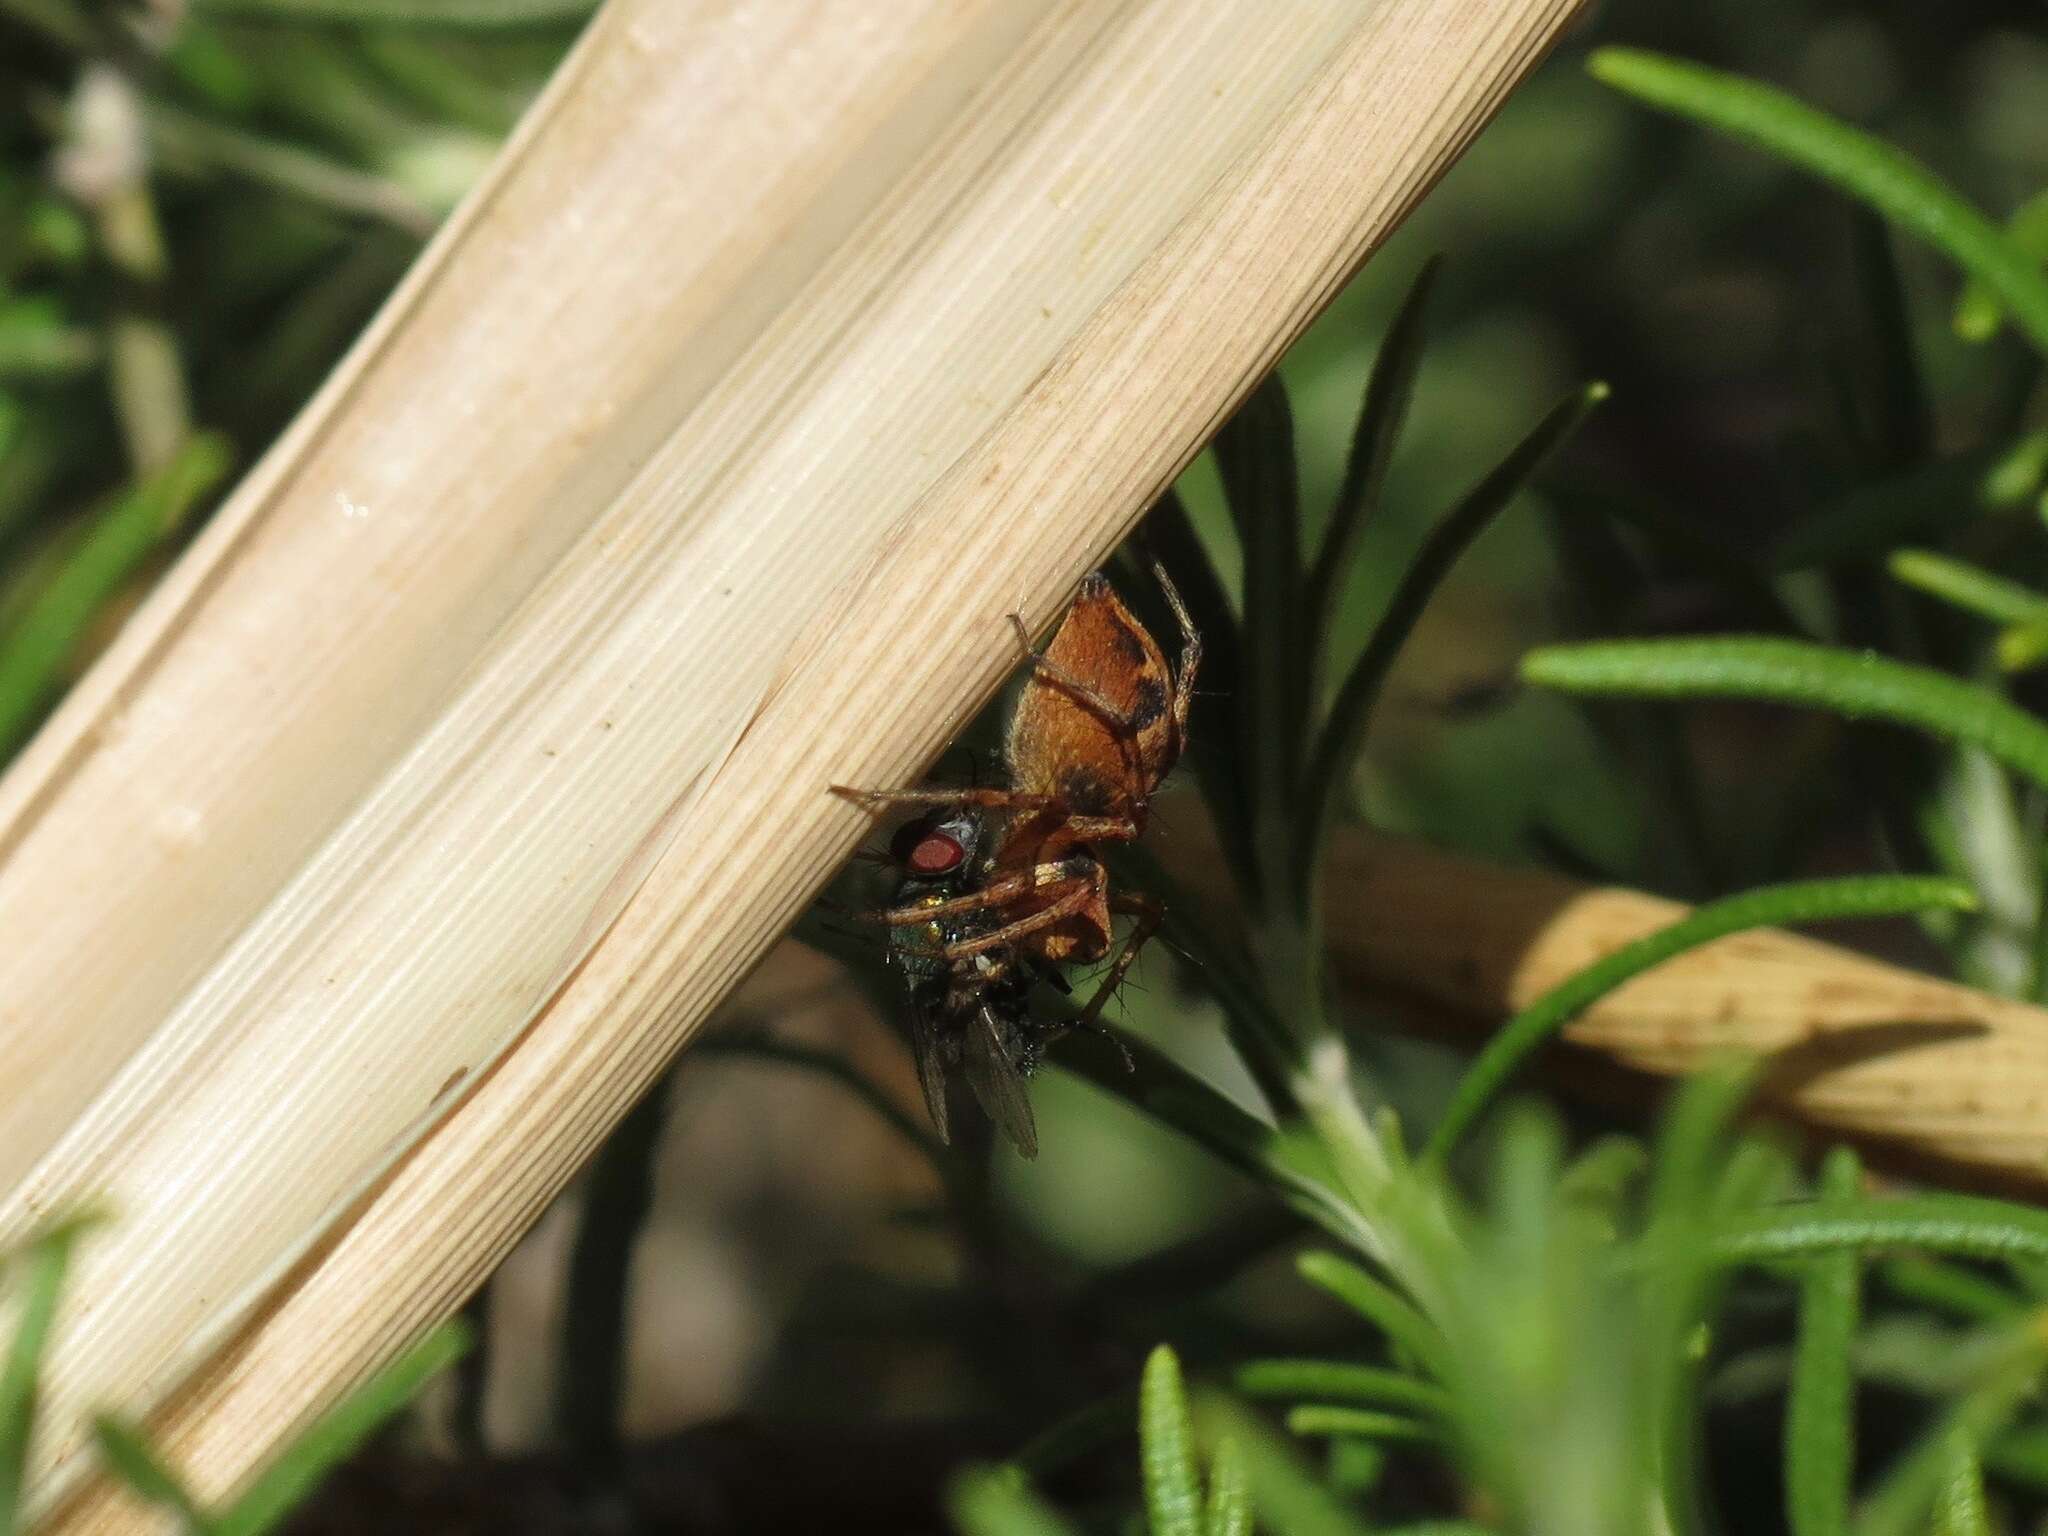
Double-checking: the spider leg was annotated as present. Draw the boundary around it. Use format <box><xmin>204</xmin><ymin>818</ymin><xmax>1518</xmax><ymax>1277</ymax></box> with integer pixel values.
<box><xmin>1150</xmin><ymin>559</ymin><xmax>1203</xmax><ymax>763</ymax></box>
<box><xmin>1060</xmin><ymin>815</ymin><xmax>1142</xmax><ymax>844</ymax></box>
<box><xmin>1070</xmin><ymin>887</ymin><xmax>1163</xmax><ymax>1049</ymax></box>
<box><xmin>832</xmin><ymin>784</ymin><xmax>1064</xmax><ymax>814</ymax></box>
<box><xmin>941</xmin><ymin>877</ymin><xmax>1098</xmax><ymax>960</ymax></box>
<box><xmin>853</xmin><ymin>870</ymin><xmax>1041</xmax><ymax>927</ymax></box>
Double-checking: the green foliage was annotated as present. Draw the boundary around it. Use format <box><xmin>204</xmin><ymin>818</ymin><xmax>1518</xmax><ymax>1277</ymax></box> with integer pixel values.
<box><xmin>1587</xmin><ymin>48</ymin><xmax>2048</xmax><ymax>357</ymax></box>
<box><xmin>0</xmin><ymin>1215</ymin><xmax>462</xmax><ymax>1536</ymax></box>
<box><xmin>1785</xmin><ymin>1147</ymin><xmax>1862</xmax><ymax>1536</ymax></box>
<box><xmin>909</xmin><ymin>47</ymin><xmax>2048</xmax><ymax>1511</ymax></box>
<box><xmin>0</xmin><ymin>1216</ymin><xmax>95</xmax><ymax>1536</ymax></box>
<box><xmin>94</xmin><ymin>1322</ymin><xmax>468</xmax><ymax>1536</ymax></box>
<box><xmin>1525</xmin><ymin>637</ymin><xmax>2048</xmax><ymax>791</ymax></box>
<box><xmin>8</xmin><ymin>6</ymin><xmax>2048</xmax><ymax>1533</ymax></box>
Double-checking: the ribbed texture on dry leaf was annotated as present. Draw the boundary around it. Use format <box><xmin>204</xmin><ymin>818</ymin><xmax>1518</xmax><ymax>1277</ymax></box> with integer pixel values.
<box><xmin>0</xmin><ymin>0</ymin><xmax>1582</xmax><ymax>1527</ymax></box>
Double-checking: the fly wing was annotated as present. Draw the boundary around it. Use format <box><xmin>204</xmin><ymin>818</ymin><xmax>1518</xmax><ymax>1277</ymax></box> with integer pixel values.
<box><xmin>962</xmin><ymin>1005</ymin><xmax>1038</xmax><ymax>1160</ymax></box>
<box><xmin>906</xmin><ymin>989</ymin><xmax>953</xmax><ymax>1146</ymax></box>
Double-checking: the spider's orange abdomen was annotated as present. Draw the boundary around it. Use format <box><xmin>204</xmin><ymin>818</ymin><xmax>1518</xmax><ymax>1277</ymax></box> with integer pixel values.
<box><xmin>1004</xmin><ymin>573</ymin><xmax>1179</xmax><ymax>819</ymax></box>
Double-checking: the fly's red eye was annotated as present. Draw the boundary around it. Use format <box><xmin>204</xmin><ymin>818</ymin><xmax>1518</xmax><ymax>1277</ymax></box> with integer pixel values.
<box><xmin>907</xmin><ymin>832</ymin><xmax>965</xmax><ymax>876</ymax></box>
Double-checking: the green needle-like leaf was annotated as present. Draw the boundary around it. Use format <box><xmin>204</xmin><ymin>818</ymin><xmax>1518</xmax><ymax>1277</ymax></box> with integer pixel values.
<box><xmin>1772</xmin><ymin>435</ymin><xmax>2048</xmax><ymax>572</ymax></box>
<box><xmin>1303</xmin><ymin>257</ymin><xmax>1441</xmax><ymax>682</ymax></box>
<box><xmin>1786</xmin><ymin>1148</ymin><xmax>1864</xmax><ymax>1536</ymax></box>
<box><xmin>1889</xmin><ymin>549</ymin><xmax>2048</xmax><ymax>628</ymax></box>
<box><xmin>1955</xmin><ymin>190</ymin><xmax>2048</xmax><ymax>343</ymax></box>
<box><xmin>1425</xmin><ymin>874</ymin><xmax>1976</xmax><ymax>1163</ymax></box>
<box><xmin>1140</xmin><ymin>1347</ymin><xmax>1203</xmax><ymax>1536</ymax></box>
<box><xmin>1203</xmin><ymin>1435</ymin><xmax>1251</xmax><ymax>1536</ymax></box>
<box><xmin>1853</xmin><ymin>210</ymin><xmax>1932</xmax><ymax>466</ymax></box>
<box><xmin>0</xmin><ymin>433</ymin><xmax>230</xmax><ymax>758</ymax></box>
<box><xmin>1997</xmin><ymin>618</ymin><xmax>2048</xmax><ymax>674</ymax></box>
<box><xmin>1853</xmin><ymin>1324</ymin><xmax>2044</xmax><ymax>1536</ymax></box>
<box><xmin>1196</xmin><ymin>1396</ymin><xmax>1375</xmax><ymax>1536</ymax></box>
<box><xmin>213</xmin><ymin>1321</ymin><xmax>469</xmax><ymax>1536</ymax></box>
<box><xmin>1932</xmin><ymin>1431</ymin><xmax>1992</xmax><ymax>1536</ymax></box>
<box><xmin>1714</xmin><ymin>1195</ymin><xmax>2048</xmax><ymax>1267</ymax></box>
<box><xmin>189</xmin><ymin>0</ymin><xmax>598</xmax><ymax>24</ymax></box>
<box><xmin>1522</xmin><ymin>636</ymin><xmax>2048</xmax><ymax>793</ymax></box>
<box><xmin>1234</xmin><ymin>1359</ymin><xmax>1451</xmax><ymax>1418</ymax></box>
<box><xmin>1879</xmin><ymin>1257</ymin><xmax>2023</xmax><ymax>1325</ymax></box>
<box><xmin>947</xmin><ymin>1465</ymin><xmax>1083</xmax><ymax>1536</ymax></box>
<box><xmin>1294</xmin><ymin>1253</ymin><xmax>1450</xmax><ymax>1382</ymax></box>
<box><xmin>1296</xmin><ymin>381</ymin><xmax>1606</xmax><ymax>906</ymax></box>
<box><xmin>1136</xmin><ymin>490</ymin><xmax>1253</xmax><ymax>899</ymax></box>
<box><xmin>1214</xmin><ymin>374</ymin><xmax>1303</xmax><ymax>905</ymax></box>
<box><xmin>0</xmin><ymin>1217</ymin><xmax>95</xmax><ymax>1536</ymax></box>
<box><xmin>1284</xmin><ymin>1406</ymin><xmax>1437</xmax><ymax>1443</ymax></box>
<box><xmin>1588</xmin><ymin>49</ymin><xmax>2048</xmax><ymax>358</ymax></box>
<box><xmin>92</xmin><ymin>1418</ymin><xmax>214</xmax><ymax>1533</ymax></box>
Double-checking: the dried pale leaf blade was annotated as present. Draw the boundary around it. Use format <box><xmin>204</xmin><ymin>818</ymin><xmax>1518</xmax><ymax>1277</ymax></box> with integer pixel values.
<box><xmin>16</xmin><ymin>0</ymin><xmax>1586</xmax><ymax>1522</ymax></box>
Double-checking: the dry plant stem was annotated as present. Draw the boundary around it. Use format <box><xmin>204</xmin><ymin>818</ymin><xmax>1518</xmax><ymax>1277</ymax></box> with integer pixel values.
<box><xmin>4</xmin><ymin>0</ymin><xmax>1582</xmax><ymax>1527</ymax></box>
<box><xmin>1305</xmin><ymin>831</ymin><xmax>2048</xmax><ymax>1193</ymax></box>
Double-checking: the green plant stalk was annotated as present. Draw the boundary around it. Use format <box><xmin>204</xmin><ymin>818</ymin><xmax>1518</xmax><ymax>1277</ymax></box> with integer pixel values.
<box><xmin>1643</xmin><ymin>1063</ymin><xmax>1777</xmax><ymax>1536</ymax></box>
<box><xmin>1522</xmin><ymin>636</ymin><xmax>2048</xmax><ymax>794</ymax></box>
<box><xmin>1588</xmin><ymin>49</ymin><xmax>2048</xmax><ymax>358</ymax></box>
<box><xmin>1785</xmin><ymin>1147</ymin><xmax>1863</xmax><ymax>1536</ymax></box>
<box><xmin>1424</xmin><ymin>873</ymin><xmax>1977</xmax><ymax>1163</ymax></box>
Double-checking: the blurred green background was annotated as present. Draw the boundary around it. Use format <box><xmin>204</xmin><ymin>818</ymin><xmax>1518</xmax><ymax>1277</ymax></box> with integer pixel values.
<box><xmin>5</xmin><ymin>2</ymin><xmax>2047</xmax><ymax>1532</ymax></box>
